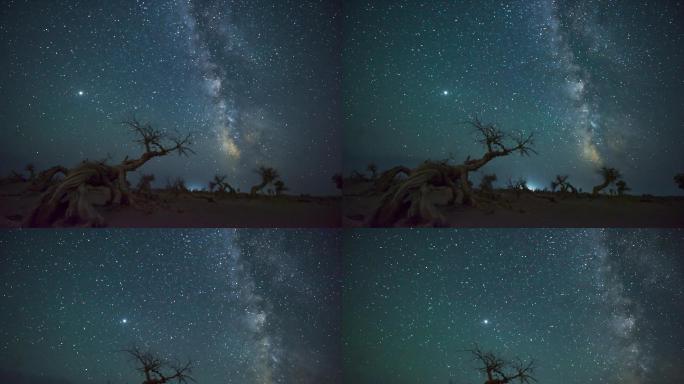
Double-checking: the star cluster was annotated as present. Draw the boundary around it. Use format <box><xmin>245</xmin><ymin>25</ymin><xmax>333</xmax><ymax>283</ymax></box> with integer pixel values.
<box><xmin>0</xmin><ymin>229</ymin><xmax>342</xmax><ymax>384</ymax></box>
<box><xmin>343</xmin><ymin>229</ymin><xmax>684</xmax><ymax>383</ymax></box>
<box><xmin>343</xmin><ymin>1</ymin><xmax>684</xmax><ymax>194</ymax></box>
<box><xmin>0</xmin><ymin>0</ymin><xmax>341</xmax><ymax>194</ymax></box>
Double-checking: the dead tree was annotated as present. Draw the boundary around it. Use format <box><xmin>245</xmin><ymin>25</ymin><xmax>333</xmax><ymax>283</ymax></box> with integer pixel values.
<box><xmin>367</xmin><ymin>163</ymin><xmax>378</xmax><ymax>180</ymax></box>
<box><xmin>592</xmin><ymin>166</ymin><xmax>621</xmax><ymax>196</ymax></box>
<box><xmin>332</xmin><ymin>173</ymin><xmax>343</xmax><ymax>190</ymax></box>
<box><xmin>373</xmin><ymin>166</ymin><xmax>411</xmax><ymax>194</ymax></box>
<box><xmin>136</xmin><ymin>174</ymin><xmax>156</xmax><ymax>198</ymax></box>
<box><xmin>250</xmin><ymin>166</ymin><xmax>279</xmax><ymax>196</ymax></box>
<box><xmin>674</xmin><ymin>173</ymin><xmax>684</xmax><ymax>190</ymax></box>
<box><xmin>368</xmin><ymin>116</ymin><xmax>535</xmax><ymax>226</ymax></box>
<box><xmin>479</xmin><ymin>174</ymin><xmax>498</xmax><ymax>192</ymax></box>
<box><xmin>274</xmin><ymin>179</ymin><xmax>288</xmax><ymax>196</ymax></box>
<box><xmin>469</xmin><ymin>345</ymin><xmax>536</xmax><ymax>384</ymax></box>
<box><xmin>208</xmin><ymin>174</ymin><xmax>236</xmax><ymax>194</ymax></box>
<box><xmin>25</xmin><ymin>164</ymin><xmax>36</xmax><ymax>180</ymax></box>
<box><xmin>550</xmin><ymin>175</ymin><xmax>577</xmax><ymax>194</ymax></box>
<box><xmin>26</xmin><ymin>165</ymin><xmax>68</xmax><ymax>192</ymax></box>
<box><xmin>23</xmin><ymin>118</ymin><xmax>193</xmax><ymax>227</ymax></box>
<box><xmin>615</xmin><ymin>180</ymin><xmax>630</xmax><ymax>196</ymax></box>
<box><xmin>125</xmin><ymin>347</ymin><xmax>194</xmax><ymax>384</ymax></box>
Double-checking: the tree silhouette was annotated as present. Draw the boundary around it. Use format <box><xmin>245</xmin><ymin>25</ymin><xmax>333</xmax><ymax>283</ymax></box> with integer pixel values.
<box><xmin>550</xmin><ymin>175</ymin><xmax>577</xmax><ymax>194</ymax></box>
<box><xmin>125</xmin><ymin>346</ymin><xmax>194</xmax><ymax>384</ymax></box>
<box><xmin>136</xmin><ymin>174</ymin><xmax>155</xmax><ymax>198</ymax></box>
<box><xmin>23</xmin><ymin>117</ymin><xmax>193</xmax><ymax>227</ymax></box>
<box><xmin>469</xmin><ymin>345</ymin><xmax>536</xmax><ymax>384</ymax></box>
<box><xmin>592</xmin><ymin>166</ymin><xmax>621</xmax><ymax>196</ymax></box>
<box><xmin>332</xmin><ymin>173</ymin><xmax>343</xmax><ymax>190</ymax></box>
<box><xmin>615</xmin><ymin>180</ymin><xmax>630</xmax><ymax>196</ymax></box>
<box><xmin>479</xmin><ymin>173</ymin><xmax>497</xmax><ymax>192</ymax></box>
<box><xmin>25</xmin><ymin>163</ymin><xmax>36</xmax><ymax>180</ymax></box>
<box><xmin>274</xmin><ymin>179</ymin><xmax>288</xmax><ymax>196</ymax></box>
<box><xmin>367</xmin><ymin>163</ymin><xmax>378</xmax><ymax>180</ymax></box>
<box><xmin>250</xmin><ymin>166</ymin><xmax>279</xmax><ymax>196</ymax></box>
<box><xmin>674</xmin><ymin>173</ymin><xmax>684</xmax><ymax>190</ymax></box>
<box><xmin>208</xmin><ymin>174</ymin><xmax>236</xmax><ymax>194</ymax></box>
<box><xmin>369</xmin><ymin>116</ymin><xmax>536</xmax><ymax>226</ymax></box>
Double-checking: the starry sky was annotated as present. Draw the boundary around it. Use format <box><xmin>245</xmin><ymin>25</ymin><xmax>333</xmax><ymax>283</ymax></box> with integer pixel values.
<box><xmin>343</xmin><ymin>0</ymin><xmax>684</xmax><ymax>194</ymax></box>
<box><xmin>343</xmin><ymin>229</ymin><xmax>684</xmax><ymax>383</ymax></box>
<box><xmin>0</xmin><ymin>229</ymin><xmax>342</xmax><ymax>384</ymax></box>
<box><xmin>0</xmin><ymin>0</ymin><xmax>341</xmax><ymax>194</ymax></box>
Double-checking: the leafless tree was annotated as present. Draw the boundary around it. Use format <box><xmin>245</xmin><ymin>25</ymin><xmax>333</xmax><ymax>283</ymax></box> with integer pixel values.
<box><xmin>674</xmin><ymin>173</ymin><xmax>684</xmax><ymax>190</ymax></box>
<box><xmin>332</xmin><ymin>173</ymin><xmax>343</xmax><ymax>190</ymax></box>
<box><xmin>615</xmin><ymin>179</ymin><xmax>630</xmax><ymax>196</ymax></box>
<box><xmin>550</xmin><ymin>175</ymin><xmax>577</xmax><ymax>194</ymax></box>
<box><xmin>592</xmin><ymin>166</ymin><xmax>621</xmax><ymax>196</ymax></box>
<box><xmin>479</xmin><ymin>173</ymin><xmax>498</xmax><ymax>192</ymax></box>
<box><xmin>136</xmin><ymin>174</ymin><xmax>156</xmax><ymax>198</ymax></box>
<box><xmin>367</xmin><ymin>163</ymin><xmax>378</xmax><ymax>180</ymax></box>
<box><xmin>274</xmin><ymin>179</ymin><xmax>288</xmax><ymax>196</ymax></box>
<box><xmin>250</xmin><ymin>166</ymin><xmax>279</xmax><ymax>196</ymax></box>
<box><xmin>124</xmin><ymin>347</ymin><xmax>194</xmax><ymax>384</ymax></box>
<box><xmin>208</xmin><ymin>174</ymin><xmax>236</xmax><ymax>194</ymax></box>
<box><xmin>368</xmin><ymin>116</ymin><xmax>536</xmax><ymax>226</ymax></box>
<box><xmin>469</xmin><ymin>345</ymin><xmax>536</xmax><ymax>384</ymax></box>
<box><xmin>23</xmin><ymin>117</ymin><xmax>193</xmax><ymax>227</ymax></box>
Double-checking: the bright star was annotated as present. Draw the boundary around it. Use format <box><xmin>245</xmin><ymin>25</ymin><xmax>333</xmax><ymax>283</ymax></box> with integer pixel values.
<box><xmin>442</xmin><ymin>90</ymin><xmax>449</xmax><ymax>96</ymax></box>
<box><xmin>77</xmin><ymin>90</ymin><xmax>84</xmax><ymax>96</ymax></box>
<box><xmin>483</xmin><ymin>319</ymin><xmax>489</xmax><ymax>325</ymax></box>
<box><xmin>121</xmin><ymin>318</ymin><xmax>128</xmax><ymax>324</ymax></box>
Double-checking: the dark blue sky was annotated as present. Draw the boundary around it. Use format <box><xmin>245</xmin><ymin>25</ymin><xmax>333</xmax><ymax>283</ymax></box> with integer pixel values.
<box><xmin>343</xmin><ymin>0</ymin><xmax>684</xmax><ymax>194</ymax></box>
<box><xmin>0</xmin><ymin>0</ymin><xmax>341</xmax><ymax>194</ymax></box>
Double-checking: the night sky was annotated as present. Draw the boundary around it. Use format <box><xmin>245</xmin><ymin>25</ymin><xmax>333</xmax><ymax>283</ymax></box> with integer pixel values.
<box><xmin>0</xmin><ymin>229</ymin><xmax>342</xmax><ymax>384</ymax></box>
<box><xmin>0</xmin><ymin>0</ymin><xmax>341</xmax><ymax>194</ymax></box>
<box><xmin>343</xmin><ymin>229</ymin><xmax>684</xmax><ymax>383</ymax></box>
<box><xmin>343</xmin><ymin>1</ymin><xmax>684</xmax><ymax>194</ymax></box>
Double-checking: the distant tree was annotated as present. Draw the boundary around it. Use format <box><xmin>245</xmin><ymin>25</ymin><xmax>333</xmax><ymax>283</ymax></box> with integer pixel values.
<box><xmin>592</xmin><ymin>166</ymin><xmax>621</xmax><ymax>196</ymax></box>
<box><xmin>250</xmin><ymin>166</ymin><xmax>279</xmax><ymax>195</ymax></box>
<box><xmin>550</xmin><ymin>174</ymin><xmax>577</xmax><ymax>194</ymax></box>
<box><xmin>274</xmin><ymin>179</ymin><xmax>288</xmax><ymax>196</ymax></box>
<box><xmin>479</xmin><ymin>173</ymin><xmax>497</xmax><ymax>192</ymax></box>
<box><xmin>208</xmin><ymin>174</ymin><xmax>236</xmax><ymax>194</ymax></box>
<box><xmin>615</xmin><ymin>180</ymin><xmax>630</xmax><ymax>196</ymax></box>
<box><xmin>674</xmin><ymin>173</ymin><xmax>684</xmax><ymax>190</ymax></box>
<box><xmin>332</xmin><ymin>173</ymin><xmax>343</xmax><ymax>189</ymax></box>
<box><xmin>136</xmin><ymin>174</ymin><xmax>155</xmax><ymax>198</ymax></box>
<box><xmin>167</xmin><ymin>177</ymin><xmax>188</xmax><ymax>194</ymax></box>
<box><xmin>25</xmin><ymin>163</ymin><xmax>36</xmax><ymax>180</ymax></box>
<box><xmin>469</xmin><ymin>344</ymin><xmax>536</xmax><ymax>384</ymax></box>
<box><xmin>124</xmin><ymin>346</ymin><xmax>194</xmax><ymax>384</ymax></box>
<box><xmin>367</xmin><ymin>163</ymin><xmax>378</xmax><ymax>179</ymax></box>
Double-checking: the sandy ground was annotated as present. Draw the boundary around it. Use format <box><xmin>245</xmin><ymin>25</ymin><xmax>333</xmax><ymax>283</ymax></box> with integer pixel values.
<box><xmin>0</xmin><ymin>182</ymin><xmax>341</xmax><ymax>227</ymax></box>
<box><xmin>343</xmin><ymin>181</ymin><xmax>684</xmax><ymax>227</ymax></box>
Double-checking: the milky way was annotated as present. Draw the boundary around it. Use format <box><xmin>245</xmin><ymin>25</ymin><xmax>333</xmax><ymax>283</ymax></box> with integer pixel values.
<box><xmin>343</xmin><ymin>0</ymin><xmax>684</xmax><ymax>194</ymax></box>
<box><xmin>343</xmin><ymin>229</ymin><xmax>684</xmax><ymax>383</ymax></box>
<box><xmin>0</xmin><ymin>229</ymin><xmax>342</xmax><ymax>384</ymax></box>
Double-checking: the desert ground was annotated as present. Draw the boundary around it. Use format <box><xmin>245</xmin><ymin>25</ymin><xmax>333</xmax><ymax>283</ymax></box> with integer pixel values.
<box><xmin>344</xmin><ymin>180</ymin><xmax>684</xmax><ymax>227</ymax></box>
<box><xmin>0</xmin><ymin>181</ymin><xmax>340</xmax><ymax>228</ymax></box>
